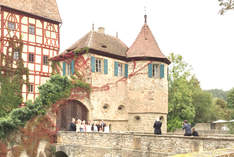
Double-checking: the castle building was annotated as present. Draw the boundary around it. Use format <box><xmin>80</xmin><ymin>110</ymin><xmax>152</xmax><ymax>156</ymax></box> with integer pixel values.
<box><xmin>0</xmin><ymin>0</ymin><xmax>61</xmax><ymax>101</ymax></box>
<box><xmin>52</xmin><ymin>16</ymin><xmax>170</xmax><ymax>133</ymax></box>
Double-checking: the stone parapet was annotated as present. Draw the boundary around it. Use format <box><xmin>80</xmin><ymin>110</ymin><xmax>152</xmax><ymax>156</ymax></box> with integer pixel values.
<box><xmin>56</xmin><ymin>131</ymin><xmax>234</xmax><ymax>157</ymax></box>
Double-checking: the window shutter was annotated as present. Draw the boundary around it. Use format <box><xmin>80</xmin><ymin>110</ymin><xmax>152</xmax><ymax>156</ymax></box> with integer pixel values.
<box><xmin>91</xmin><ymin>56</ymin><xmax>95</xmax><ymax>72</ymax></box>
<box><xmin>63</xmin><ymin>62</ymin><xmax>66</xmax><ymax>76</ymax></box>
<box><xmin>104</xmin><ymin>59</ymin><xmax>108</xmax><ymax>74</ymax></box>
<box><xmin>148</xmin><ymin>63</ymin><xmax>152</xmax><ymax>78</ymax></box>
<box><xmin>71</xmin><ymin>60</ymin><xmax>74</xmax><ymax>75</ymax></box>
<box><xmin>124</xmin><ymin>64</ymin><xmax>128</xmax><ymax>78</ymax></box>
<box><xmin>160</xmin><ymin>64</ymin><xmax>165</xmax><ymax>78</ymax></box>
<box><xmin>114</xmin><ymin>61</ymin><xmax>118</xmax><ymax>76</ymax></box>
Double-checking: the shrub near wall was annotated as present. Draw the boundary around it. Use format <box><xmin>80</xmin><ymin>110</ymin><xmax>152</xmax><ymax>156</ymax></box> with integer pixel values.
<box><xmin>0</xmin><ymin>75</ymin><xmax>80</xmax><ymax>157</ymax></box>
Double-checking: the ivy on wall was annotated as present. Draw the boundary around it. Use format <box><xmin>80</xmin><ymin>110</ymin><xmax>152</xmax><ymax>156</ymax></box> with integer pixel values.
<box><xmin>0</xmin><ymin>36</ymin><xmax>29</xmax><ymax>117</ymax></box>
<box><xmin>0</xmin><ymin>75</ymin><xmax>72</xmax><ymax>140</ymax></box>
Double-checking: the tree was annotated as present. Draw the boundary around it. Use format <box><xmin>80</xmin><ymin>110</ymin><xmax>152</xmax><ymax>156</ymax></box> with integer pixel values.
<box><xmin>214</xmin><ymin>98</ymin><xmax>232</xmax><ymax>120</ymax></box>
<box><xmin>227</xmin><ymin>88</ymin><xmax>234</xmax><ymax>108</ymax></box>
<box><xmin>219</xmin><ymin>0</ymin><xmax>234</xmax><ymax>14</ymax></box>
<box><xmin>167</xmin><ymin>53</ymin><xmax>195</xmax><ymax>131</ymax></box>
<box><xmin>206</xmin><ymin>89</ymin><xmax>227</xmax><ymax>101</ymax></box>
<box><xmin>192</xmin><ymin>90</ymin><xmax>214</xmax><ymax>123</ymax></box>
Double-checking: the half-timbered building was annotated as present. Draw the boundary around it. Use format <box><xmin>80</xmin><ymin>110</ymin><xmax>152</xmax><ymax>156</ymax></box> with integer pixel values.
<box><xmin>0</xmin><ymin>0</ymin><xmax>61</xmax><ymax>101</ymax></box>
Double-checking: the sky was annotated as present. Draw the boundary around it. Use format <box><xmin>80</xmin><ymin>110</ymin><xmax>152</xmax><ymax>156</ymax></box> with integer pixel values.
<box><xmin>56</xmin><ymin>0</ymin><xmax>234</xmax><ymax>91</ymax></box>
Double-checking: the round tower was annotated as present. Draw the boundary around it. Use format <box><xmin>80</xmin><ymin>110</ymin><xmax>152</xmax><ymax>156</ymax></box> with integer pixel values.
<box><xmin>126</xmin><ymin>15</ymin><xmax>170</xmax><ymax>133</ymax></box>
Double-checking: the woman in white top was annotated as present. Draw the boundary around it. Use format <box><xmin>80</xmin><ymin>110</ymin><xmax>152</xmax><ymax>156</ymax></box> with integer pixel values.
<box><xmin>93</xmin><ymin>121</ymin><xmax>98</xmax><ymax>132</ymax></box>
<box><xmin>76</xmin><ymin>119</ymin><xmax>81</xmax><ymax>132</ymax></box>
<box><xmin>86</xmin><ymin>121</ymin><xmax>92</xmax><ymax>132</ymax></box>
<box><xmin>104</xmin><ymin>122</ymin><xmax>110</xmax><ymax>133</ymax></box>
<box><xmin>80</xmin><ymin>120</ymin><xmax>86</xmax><ymax>132</ymax></box>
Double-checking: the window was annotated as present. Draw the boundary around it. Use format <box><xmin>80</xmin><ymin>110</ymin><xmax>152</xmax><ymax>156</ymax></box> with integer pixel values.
<box><xmin>95</xmin><ymin>58</ymin><xmax>102</xmax><ymax>73</ymax></box>
<box><xmin>29</xmin><ymin>24</ymin><xmax>35</xmax><ymax>35</ymax></box>
<box><xmin>153</xmin><ymin>64</ymin><xmax>159</xmax><ymax>77</ymax></box>
<box><xmin>66</xmin><ymin>63</ymin><xmax>72</xmax><ymax>76</ymax></box>
<box><xmin>28</xmin><ymin>84</ymin><xmax>34</xmax><ymax>93</ymax></box>
<box><xmin>63</xmin><ymin>61</ymin><xmax>74</xmax><ymax>76</ymax></box>
<box><xmin>8</xmin><ymin>22</ymin><xmax>15</xmax><ymax>30</ymax></box>
<box><xmin>117</xmin><ymin>63</ymin><xmax>123</xmax><ymax>76</ymax></box>
<box><xmin>43</xmin><ymin>55</ymin><xmax>48</xmax><ymax>65</ymax></box>
<box><xmin>13</xmin><ymin>51</ymin><xmax>19</xmax><ymax>60</ymax></box>
<box><xmin>28</xmin><ymin>53</ymin><xmax>34</xmax><ymax>63</ymax></box>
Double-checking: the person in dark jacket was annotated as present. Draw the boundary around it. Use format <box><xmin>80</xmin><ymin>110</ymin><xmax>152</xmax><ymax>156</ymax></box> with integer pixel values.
<box><xmin>182</xmin><ymin>120</ymin><xmax>192</xmax><ymax>136</ymax></box>
<box><xmin>192</xmin><ymin>128</ymin><xmax>199</xmax><ymax>136</ymax></box>
<box><xmin>153</xmin><ymin>118</ymin><xmax>162</xmax><ymax>135</ymax></box>
<box><xmin>68</xmin><ymin>118</ymin><xmax>76</xmax><ymax>131</ymax></box>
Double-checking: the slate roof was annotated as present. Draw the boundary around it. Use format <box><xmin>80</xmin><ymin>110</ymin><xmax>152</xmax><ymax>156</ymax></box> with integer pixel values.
<box><xmin>64</xmin><ymin>31</ymin><xmax>128</xmax><ymax>57</ymax></box>
<box><xmin>0</xmin><ymin>0</ymin><xmax>61</xmax><ymax>23</ymax></box>
<box><xmin>126</xmin><ymin>23</ymin><xmax>166</xmax><ymax>59</ymax></box>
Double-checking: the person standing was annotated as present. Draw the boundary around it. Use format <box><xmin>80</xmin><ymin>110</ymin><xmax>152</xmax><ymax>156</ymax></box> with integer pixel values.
<box><xmin>68</xmin><ymin>118</ymin><xmax>76</xmax><ymax>131</ymax></box>
<box><xmin>153</xmin><ymin>118</ymin><xmax>162</xmax><ymax>135</ymax></box>
<box><xmin>182</xmin><ymin>120</ymin><xmax>192</xmax><ymax>136</ymax></box>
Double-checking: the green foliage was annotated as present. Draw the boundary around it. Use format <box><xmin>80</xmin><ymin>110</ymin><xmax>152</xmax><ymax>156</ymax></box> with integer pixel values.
<box><xmin>168</xmin><ymin>53</ymin><xmax>195</xmax><ymax>131</ymax></box>
<box><xmin>228</xmin><ymin>122</ymin><xmax>234</xmax><ymax>134</ymax></box>
<box><xmin>51</xmin><ymin>60</ymin><xmax>61</xmax><ymax>75</ymax></box>
<box><xmin>206</xmin><ymin>89</ymin><xmax>227</xmax><ymax>101</ymax></box>
<box><xmin>227</xmin><ymin>88</ymin><xmax>234</xmax><ymax>108</ymax></box>
<box><xmin>74</xmin><ymin>47</ymin><xmax>89</xmax><ymax>54</ymax></box>
<box><xmin>193</xmin><ymin>90</ymin><xmax>214</xmax><ymax>123</ymax></box>
<box><xmin>0</xmin><ymin>75</ymin><xmax>72</xmax><ymax>139</ymax></box>
<box><xmin>219</xmin><ymin>0</ymin><xmax>234</xmax><ymax>14</ymax></box>
<box><xmin>73</xmin><ymin>79</ymin><xmax>91</xmax><ymax>92</ymax></box>
<box><xmin>0</xmin><ymin>37</ymin><xmax>29</xmax><ymax>117</ymax></box>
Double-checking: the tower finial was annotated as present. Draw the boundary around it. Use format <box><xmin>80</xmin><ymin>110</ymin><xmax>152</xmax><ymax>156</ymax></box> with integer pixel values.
<box><xmin>144</xmin><ymin>6</ymin><xmax>147</xmax><ymax>24</ymax></box>
<box><xmin>92</xmin><ymin>23</ymin><xmax>94</xmax><ymax>31</ymax></box>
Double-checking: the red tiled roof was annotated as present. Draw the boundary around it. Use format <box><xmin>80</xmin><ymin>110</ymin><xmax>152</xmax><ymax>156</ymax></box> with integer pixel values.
<box><xmin>0</xmin><ymin>0</ymin><xmax>61</xmax><ymax>23</ymax></box>
<box><xmin>63</xmin><ymin>31</ymin><xmax>128</xmax><ymax>57</ymax></box>
<box><xmin>127</xmin><ymin>24</ymin><xmax>166</xmax><ymax>59</ymax></box>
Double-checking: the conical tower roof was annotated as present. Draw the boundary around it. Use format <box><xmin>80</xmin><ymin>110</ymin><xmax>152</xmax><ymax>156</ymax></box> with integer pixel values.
<box><xmin>0</xmin><ymin>0</ymin><xmax>61</xmax><ymax>23</ymax></box>
<box><xmin>127</xmin><ymin>16</ymin><xmax>169</xmax><ymax>64</ymax></box>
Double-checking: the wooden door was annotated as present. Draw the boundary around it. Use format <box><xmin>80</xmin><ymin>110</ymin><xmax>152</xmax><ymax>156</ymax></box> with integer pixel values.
<box><xmin>56</xmin><ymin>100</ymin><xmax>88</xmax><ymax>131</ymax></box>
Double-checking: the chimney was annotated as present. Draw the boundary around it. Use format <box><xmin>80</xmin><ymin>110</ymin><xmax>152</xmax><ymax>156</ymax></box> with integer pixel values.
<box><xmin>98</xmin><ymin>27</ymin><xmax>105</xmax><ymax>33</ymax></box>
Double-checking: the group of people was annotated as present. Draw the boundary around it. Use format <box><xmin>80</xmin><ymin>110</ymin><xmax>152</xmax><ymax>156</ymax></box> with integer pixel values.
<box><xmin>69</xmin><ymin>118</ymin><xmax>111</xmax><ymax>133</ymax></box>
<box><xmin>153</xmin><ymin>119</ymin><xmax>199</xmax><ymax>136</ymax></box>
<box><xmin>182</xmin><ymin>120</ymin><xmax>199</xmax><ymax>136</ymax></box>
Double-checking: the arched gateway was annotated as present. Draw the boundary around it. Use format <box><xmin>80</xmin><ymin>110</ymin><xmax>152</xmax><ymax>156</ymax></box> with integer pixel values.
<box><xmin>56</xmin><ymin>100</ymin><xmax>88</xmax><ymax>130</ymax></box>
<box><xmin>55</xmin><ymin>151</ymin><xmax>68</xmax><ymax>157</ymax></box>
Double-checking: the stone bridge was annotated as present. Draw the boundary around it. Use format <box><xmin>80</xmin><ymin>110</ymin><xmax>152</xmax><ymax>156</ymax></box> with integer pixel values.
<box><xmin>55</xmin><ymin>131</ymin><xmax>234</xmax><ymax>157</ymax></box>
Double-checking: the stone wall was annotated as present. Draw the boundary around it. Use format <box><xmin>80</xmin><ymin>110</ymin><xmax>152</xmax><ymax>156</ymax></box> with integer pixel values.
<box><xmin>56</xmin><ymin>131</ymin><xmax>234</xmax><ymax>157</ymax></box>
<box><xmin>59</xmin><ymin>53</ymin><xmax>169</xmax><ymax>133</ymax></box>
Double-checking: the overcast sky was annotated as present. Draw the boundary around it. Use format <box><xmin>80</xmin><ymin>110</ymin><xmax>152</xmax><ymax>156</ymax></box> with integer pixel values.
<box><xmin>56</xmin><ymin>0</ymin><xmax>234</xmax><ymax>91</ymax></box>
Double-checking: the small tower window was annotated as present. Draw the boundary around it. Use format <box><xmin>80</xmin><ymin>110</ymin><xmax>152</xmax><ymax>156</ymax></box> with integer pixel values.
<box><xmin>103</xmin><ymin>104</ymin><xmax>109</xmax><ymax>110</ymax></box>
<box><xmin>153</xmin><ymin>64</ymin><xmax>159</xmax><ymax>78</ymax></box>
<box><xmin>134</xmin><ymin>116</ymin><xmax>141</xmax><ymax>120</ymax></box>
